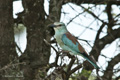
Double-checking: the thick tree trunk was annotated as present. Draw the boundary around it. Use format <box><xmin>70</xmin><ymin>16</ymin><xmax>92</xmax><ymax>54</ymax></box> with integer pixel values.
<box><xmin>19</xmin><ymin>0</ymin><xmax>51</xmax><ymax>80</ymax></box>
<box><xmin>0</xmin><ymin>0</ymin><xmax>17</xmax><ymax>80</ymax></box>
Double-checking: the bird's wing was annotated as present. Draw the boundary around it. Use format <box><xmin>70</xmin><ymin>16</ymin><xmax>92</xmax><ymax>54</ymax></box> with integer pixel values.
<box><xmin>62</xmin><ymin>32</ymin><xmax>99</xmax><ymax>69</ymax></box>
<box><xmin>62</xmin><ymin>32</ymin><xmax>88</xmax><ymax>56</ymax></box>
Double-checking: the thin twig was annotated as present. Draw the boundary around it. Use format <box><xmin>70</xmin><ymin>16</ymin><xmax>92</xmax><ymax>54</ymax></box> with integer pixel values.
<box><xmin>44</xmin><ymin>39</ymin><xmax>60</xmax><ymax>67</ymax></box>
<box><xmin>80</xmin><ymin>5</ymin><xmax>107</xmax><ymax>24</ymax></box>
<box><xmin>15</xmin><ymin>42</ymin><xmax>23</xmax><ymax>54</ymax></box>
<box><xmin>44</xmin><ymin>39</ymin><xmax>58</xmax><ymax>54</ymax></box>
<box><xmin>76</xmin><ymin>37</ymin><xmax>92</xmax><ymax>48</ymax></box>
<box><xmin>67</xmin><ymin>11</ymin><xmax>85</xmax><ymax>25</ymax></box>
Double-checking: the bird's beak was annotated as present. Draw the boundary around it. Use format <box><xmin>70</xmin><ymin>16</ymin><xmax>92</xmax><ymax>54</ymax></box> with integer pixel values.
<box><xmin>48</xmin><ymin>24</ymin><xmax>56</xmax><ymax>28</ymax></box>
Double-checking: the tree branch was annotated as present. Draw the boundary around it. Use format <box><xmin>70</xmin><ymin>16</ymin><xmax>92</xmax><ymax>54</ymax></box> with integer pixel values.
<box><xmin>67</xmin><ymin>64</ymin><xmax>82</xmax><ymax>78</ymax></box>
<box><xmin>66</xmin><ymin>58</ymin><xmax>75</xmax><ymax>73</ymax></box>
<box><xmin>80</xmin><ymin>5</ymin><xmax>107</xmax><ymax>24</ymax></box>
<box><xmin>95</xmin><ymin>23</ymin><xmax>106</xmax><ymax>41</ymax></box>
<box><xmin>64</xmin><ymin>0</ymin><xmax>120</xmax><ymax>5</ymax></box>
<box><xmin>48</xmin><ymin>0</ymin><xmax>64</xmax><ymax>22</ymax></box>
<box><xmin>90</xmin><ymin>27</ymin><xmax>120</xmax><ymax>61</ymax></box>
<box><xmin>102</xmin><ymin>53</ymin><xmax>120</xmax><ymax>80</ymax></box>
<box><xmin>44</xmin><ymin>39</ymin><xmax>60</xmax><ymax>68</ymax></box>
<box><xmin>106</xmin><ymin>2</ymin><xmax>115</xmax><ymax>33</ymax></box>
<box><xmin>67</xmin><ymin>11</ymin><xmax>85</xmax><ymax>25</ymax></box>
<box><xmin>115</xmin><ymin>75</ymin><xmax>120</xmax><ymax>80</ymax></box>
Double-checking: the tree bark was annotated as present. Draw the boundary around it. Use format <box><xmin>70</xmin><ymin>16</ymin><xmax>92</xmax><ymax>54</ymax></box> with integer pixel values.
<box><xmin>19</xmin><ymin>0</ymin><xmax>51</xmax><ymax>80</ymax></box>
<box><xmin>0</xmin><ymin>0</ymin><xmax>17</xmax><ymax>80</ymax></box>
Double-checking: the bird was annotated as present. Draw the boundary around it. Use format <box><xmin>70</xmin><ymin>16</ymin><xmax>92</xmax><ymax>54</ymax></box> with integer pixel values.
<box><xmin>49</xmin><ymin>22</ymin><xmax>99</xmax><ymax>69</ymax></box>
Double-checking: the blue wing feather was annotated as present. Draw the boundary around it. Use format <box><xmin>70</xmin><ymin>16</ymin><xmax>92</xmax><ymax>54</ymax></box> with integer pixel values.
<box><xmin>61</xmin><ymin>33</ymin><xmax>99</xmax><ymax>69</ymax></box>
<box><xmin>62</xmin><ymin>34</ymin><xmax>80</xmax><ymax>53</ymax></box>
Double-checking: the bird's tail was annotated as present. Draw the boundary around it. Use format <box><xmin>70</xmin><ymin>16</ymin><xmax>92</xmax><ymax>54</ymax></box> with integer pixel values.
<box><xmin>80</xmin><ymin>53</ymin><xmax>99</xmax><ymax>69</ymax></box>
<box><xmin>84</xmin><ymin>56</ymin><xmax>99</xmax><ymax>69</ymax></box>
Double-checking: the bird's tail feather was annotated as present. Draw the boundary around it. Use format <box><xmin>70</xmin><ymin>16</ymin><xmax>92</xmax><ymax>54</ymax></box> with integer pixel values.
<box><xmin>80</xmin><ymin>52</ymin><xmax>99</xmax><ymax>69</ymax></box>
<box><xmin>84</xmin><ymin>56</ymin><xmax>99</xmax><ymax>69</ymax></box>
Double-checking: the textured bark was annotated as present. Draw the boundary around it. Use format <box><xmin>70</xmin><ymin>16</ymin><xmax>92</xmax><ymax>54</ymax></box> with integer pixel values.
<box><xmin>17</xmin><ymin>0</ymin><xmax>64</xmax><ymax>79</ymax></box>
<box><xmin>49</xmin><ymin>0</ymin><xmax>63</xmax><ymax>22</ymax></box>
<box><xmin>19</xmin><ymin>0</ymin><xmax>51</xmax><ymax>80</ymax></box>
<box><xmin>0</xmin><ymin>0</ymin><xmax>17</xmax><ymax>80</ymax></box>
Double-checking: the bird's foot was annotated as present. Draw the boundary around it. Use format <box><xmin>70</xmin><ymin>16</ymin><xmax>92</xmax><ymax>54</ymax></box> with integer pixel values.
<box><xmin>59</xmin><ymin>50</ymin><xmax>75</xmax><ymax>58</ymax></box>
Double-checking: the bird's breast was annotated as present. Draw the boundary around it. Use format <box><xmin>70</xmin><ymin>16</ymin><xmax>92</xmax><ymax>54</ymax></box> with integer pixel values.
<box><xmin>55</xmin><ymin>34</ymin><xmax>64</xmax><ymax>46</ymax></box>
<box><xmin>55</xmin><ymin>34</ymin><xmax>73</xmax><ymax>53</ymax></box>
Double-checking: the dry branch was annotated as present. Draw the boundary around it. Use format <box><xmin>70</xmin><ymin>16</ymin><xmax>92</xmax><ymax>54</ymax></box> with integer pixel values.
<box><xmin>102</xmin><ymin>53</ymin><xmax>120</xmax><ymax>80</ymax></box>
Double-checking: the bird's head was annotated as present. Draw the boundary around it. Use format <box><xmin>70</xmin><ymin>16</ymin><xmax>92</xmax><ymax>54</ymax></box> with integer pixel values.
<box><xmin>49</xmin><ymin>22</ymin><xmax>67</xmax><ymax>31</ymax></box>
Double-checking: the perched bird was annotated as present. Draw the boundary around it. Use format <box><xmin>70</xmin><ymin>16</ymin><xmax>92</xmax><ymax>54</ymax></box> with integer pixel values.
<box><xmin>49</xmin><ymin>22</ymin><xmax>99</xmax><ymax>69</ymax></box>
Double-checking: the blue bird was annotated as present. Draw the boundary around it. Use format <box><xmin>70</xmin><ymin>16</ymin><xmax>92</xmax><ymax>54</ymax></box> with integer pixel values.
<box><xmin>49</xmin><ymin>22</ymin><xmax>99</xmax><ymax>69</ymax></box>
